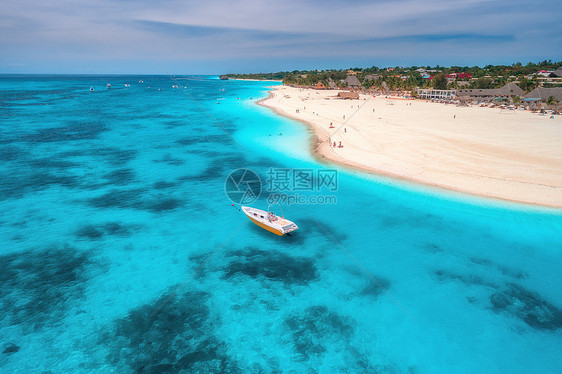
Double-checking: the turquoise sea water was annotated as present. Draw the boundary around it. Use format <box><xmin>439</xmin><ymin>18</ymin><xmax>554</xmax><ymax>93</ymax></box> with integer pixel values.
<box><xmin>0</xmin><ymin>75</ymin><xmax>561</xmax><ymax>373</ymax></box>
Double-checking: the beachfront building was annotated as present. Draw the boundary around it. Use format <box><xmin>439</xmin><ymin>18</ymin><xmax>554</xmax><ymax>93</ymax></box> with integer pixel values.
<box><xmin>380</xmin><ymin>81</ymin><xmax>390</xmax><ymax>94</ymax></box>
<box><xmin>341</xmin><ymin>75</ymin><xmax>361</xmax><ymax>90</ymax></box>
<box><xmin>337</xmin><ymin>92</ymin><xmax>360</xmax><ymax>99</ymax></box>
<box><xmin>523</xmin><ymin>87</ymin><xmax>562</xmax><ymax>102</ymax></box>
<box><xmin>456</xmin><ymin>83</ymin><xmax>524</xmax><ymax>102</ymax></box>
<box><xmin>313</xmin><ymin>82</ymin><xmax>326</xmax><ymax>90</ymax></box>
<box><xmin>416</xmin><ymin>89</ymin><xmax>456</xmax><ymax>100</ymax></box>
<box><xmin>548</xmin><ymin>67</ymin><xmax>562</xmax><ymax>78</ymax></box>
<box><xmin>445</xmin><ymin>72</ymin><xmax>473</xmax><ymax>81</ymax></box>
<box><xmin>532</xmin><ymin>68</ymin><xmax>562</xmax><ymax>85</ymax></box>
<box><xmin>364</xmin><ymin>74</ymin><xmax>381</xmax><ymax>81</ymax></box>
<box><xmin>536</xmin><ymin>70</ymin><xmax>551</xmax><ymax>77</ymax></box>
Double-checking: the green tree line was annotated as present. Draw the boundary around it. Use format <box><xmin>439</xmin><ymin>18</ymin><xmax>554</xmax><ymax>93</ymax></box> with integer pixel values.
<box><xmin>226</xmin><ymin>60</ymin><xmax>561</xmax><ymax>91</ymax></box>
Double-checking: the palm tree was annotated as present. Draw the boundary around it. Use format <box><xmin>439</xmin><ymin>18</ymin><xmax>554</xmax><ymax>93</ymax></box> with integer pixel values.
<box><xmin>546</xmin><ymin>96</ymin><xmax>559</xmax><ymax>106</ymax></box>
<box><xmin>432</xmin><ymin>73</ymin><xmax>448</xmax><ymax>90</ymax></box>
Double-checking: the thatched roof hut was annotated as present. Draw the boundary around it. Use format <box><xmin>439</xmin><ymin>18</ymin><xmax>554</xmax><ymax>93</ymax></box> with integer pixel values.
<box><xmin>548</xmin><ymin>67</ymin><xmax>562</xmax><ymax>78</ymax></box>
<box><xmin>380</xmin><ymin>81</ymin><xmax>390</xmax><ymax>93</ymax></box>
<box><xmin>524</xmin><ymin>87</ymin><xmax>562</xmax><ymax>102</ymax></box>
<box><xmin>342</xmin><ymin>75</ymin><xmax>361</xmax><ymax>89</ymax></box>
<box><xmin>337</xmin><ymin>91</ymin><xmax>359</xmax><ymax>99</ymax></box>
<box><xmin>456</xmin><ymin>83</ymin><xmax>524</xmax><ymax>100</ymax></box>
<box><xmin>364</xmin><ymin>74</ymin><xmax>380</xmax><ymax>81</ymax></box>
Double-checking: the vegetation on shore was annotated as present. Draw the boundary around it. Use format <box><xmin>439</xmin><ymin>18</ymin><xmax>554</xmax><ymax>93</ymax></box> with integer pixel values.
<box><xmin>226</xmin><ymin>60</ymin><xmax>562</xmax><ymax>91</ymax></box>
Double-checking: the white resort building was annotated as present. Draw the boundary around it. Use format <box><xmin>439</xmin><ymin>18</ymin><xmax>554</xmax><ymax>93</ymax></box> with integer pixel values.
<box><xmin>416</xmin><ymin>89</ymin><xmax>456</xmax><ymax>100</ymax></box>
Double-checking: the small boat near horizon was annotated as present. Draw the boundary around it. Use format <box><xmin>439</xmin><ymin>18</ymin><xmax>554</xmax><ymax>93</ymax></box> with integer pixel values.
<box><xmin>241</xmin><ymin>205</ymin><xmax>298</xmax><ymax>236</ymax></box>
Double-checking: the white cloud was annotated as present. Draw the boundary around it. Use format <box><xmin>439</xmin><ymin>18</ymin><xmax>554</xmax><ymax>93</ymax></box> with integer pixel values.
<box><xmin>0</xmin><ymin>0</ymin><xmax>560</xmax><ymax>72</ymax></box>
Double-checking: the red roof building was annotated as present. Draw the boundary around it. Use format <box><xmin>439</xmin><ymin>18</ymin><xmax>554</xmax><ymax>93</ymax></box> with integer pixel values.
<box><xmin>444</xmin><ymin>72</ymin><xmax>472</xmax><ymax>80</ymax></box>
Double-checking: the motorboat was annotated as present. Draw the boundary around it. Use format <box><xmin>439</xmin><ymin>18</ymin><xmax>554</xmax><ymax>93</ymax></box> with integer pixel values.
<box><xmin>241</xmin><ymin>205</ymin><xmax>298</xmax><ymax>236</ymax></box>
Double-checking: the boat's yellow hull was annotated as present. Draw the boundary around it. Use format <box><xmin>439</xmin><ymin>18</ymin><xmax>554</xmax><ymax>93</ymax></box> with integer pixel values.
<box><xmin>246</xmin><ymin>215</ymin><xmax>284</xmax><ymax>236</ymax></box>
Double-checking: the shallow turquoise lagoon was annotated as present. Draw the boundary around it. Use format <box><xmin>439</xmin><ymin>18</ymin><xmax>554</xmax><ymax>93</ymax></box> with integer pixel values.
<box><xmin>0</xmin><ymin>75</ymin><xmax>561</xmax><ymax>373</ymax></box>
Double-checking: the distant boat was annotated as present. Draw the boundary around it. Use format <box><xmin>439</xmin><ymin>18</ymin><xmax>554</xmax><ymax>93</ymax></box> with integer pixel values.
<box><xmin>139</xmin><ymin>80</ymin><xmax>144</xmax><ymax>83</ymax></box>
<box><xmin>172</xmin><ymin>85</ymin><xmax>178</xmax><ymax>88</ymax></box>
<box><xmin>124</xmin><ymin>84</ymin><xmax>130</xmax><ymax>87</ymax></box>
<box><xmin>241</xmin><ymin>205</ymin><xmax>299</xmax><ymax>236</ymax></box>
<box><xmin>107</xmin><ymin>83</ymin><xmax>111</xmax><ymax>88</ymax></box>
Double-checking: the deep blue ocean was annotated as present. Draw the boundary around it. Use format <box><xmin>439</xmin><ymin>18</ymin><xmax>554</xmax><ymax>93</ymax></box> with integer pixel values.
<box><xmin>0</xmin><ymin>75</ymin><xmax>561</xmax><ymax>373</ymax></box>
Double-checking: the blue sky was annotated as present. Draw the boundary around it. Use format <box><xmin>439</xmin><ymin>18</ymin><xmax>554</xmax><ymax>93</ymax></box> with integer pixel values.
<box><xmin>1</xmin><ymin>0</ymin><xmax>561</xmax><ymax>74</ymax></box>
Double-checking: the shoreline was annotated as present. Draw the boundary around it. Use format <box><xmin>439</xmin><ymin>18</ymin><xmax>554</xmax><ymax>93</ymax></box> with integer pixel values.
<box><xmin>258</xmin><ymin>86</ymin><xmax>562</xmax><ymax>209</ymax></box>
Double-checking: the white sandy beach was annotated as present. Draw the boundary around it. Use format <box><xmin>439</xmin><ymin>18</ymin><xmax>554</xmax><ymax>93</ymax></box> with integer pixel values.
<box><xmin>261</xmin><ymin>85</ymin><xmax>562</xmax><ymax>208</ymax></box>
